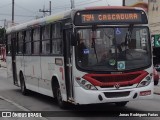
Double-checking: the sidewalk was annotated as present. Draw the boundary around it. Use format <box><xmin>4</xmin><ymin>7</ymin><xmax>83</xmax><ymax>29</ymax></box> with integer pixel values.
<box><xmin>0</xmin><ymin>96</ymin><xmax>44</xmax><ymax>120</ymax></box>
<box><xmin>0</xmin><ymin>60</ymin><xmax>6</xmax><ymax>68</ymax></box>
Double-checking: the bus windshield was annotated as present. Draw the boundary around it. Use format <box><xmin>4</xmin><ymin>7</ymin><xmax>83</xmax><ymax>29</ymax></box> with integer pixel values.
<box><xmin>76</xmin><ymin>26</ymin><xmax>151</xmax><ymax>71</ymax></box>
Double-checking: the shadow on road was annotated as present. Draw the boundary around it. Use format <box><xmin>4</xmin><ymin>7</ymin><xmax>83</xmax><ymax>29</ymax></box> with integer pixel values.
<box><xmin>13</xmin><ymin>89</ymin><xmax>140</xmax><ymax>112</ymax></box>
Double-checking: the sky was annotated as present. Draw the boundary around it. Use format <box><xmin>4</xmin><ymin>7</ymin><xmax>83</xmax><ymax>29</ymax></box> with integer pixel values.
<box><xmin>0</xmin><ymin>0</ymin><xmax>122</xmax><ymax>27</ymax></box>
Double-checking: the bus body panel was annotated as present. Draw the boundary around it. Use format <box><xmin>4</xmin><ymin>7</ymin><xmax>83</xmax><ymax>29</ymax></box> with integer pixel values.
<box><xmin>23</xmin><ymin>56</ymin><xmax>40</xmax><ymax>92</ymax></box>
<box><xmin>38</xmin><ymin>56</ymin><xmax>54</xmax><ymax>97</ymax></box>
<box><xmin>13</xmin><ymin>55</ymin><xmax>67</xmax><ymax>99</ymax></box>
<box><xmin>6</xmin><ymin>56</ymin><xmax>13</xmax><ymax>83</ymax></box>
<box><xmin>39</xmin><ymin>56</ymin><xmax>67</xmax><ymax>100</ymax></box>
<box><xmin>16</xmin><ymin>55</ymin><xmax>25</xmax><ymax>86</ymax></box>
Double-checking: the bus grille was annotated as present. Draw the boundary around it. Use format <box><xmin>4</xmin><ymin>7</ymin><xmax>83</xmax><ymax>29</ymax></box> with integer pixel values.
<box><xmin>83</xmin><ymin>71</ymin><xmax>148</xmax><ymax>88</ymax></box>
<box><xmin>104</xmin><ymin>91</ymin><xmax>130</xmax><ymax>98</ymax></box>
<box><xmin>92</xmin><ymin>74</ymin><xmax>138</xmax><ymax>82</ymax></box>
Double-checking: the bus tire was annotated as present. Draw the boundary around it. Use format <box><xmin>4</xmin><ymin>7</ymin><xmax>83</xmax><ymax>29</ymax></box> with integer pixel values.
<box><xmin>154</xmin><ymin>81</ymin><xmax>159</xmax><ymax>85</ymax></box>
<box><xmin>52</xmin><ymin>77</ymin><xmax>68</xmax><ymax>108</ymax></box>
<box><xmin>115</xmin><ymin>101</ymin><xmax>128</xmax><ymax>107</ymax></box>
<box><xmin>20</xmin><ymin>73</ymin><xmax>28</xmax><ymax>95</ymax></box>
<box><xmin>56</xmin><ymin>85</ymin><xmax>68</xmax><ymax>109</ymax></box>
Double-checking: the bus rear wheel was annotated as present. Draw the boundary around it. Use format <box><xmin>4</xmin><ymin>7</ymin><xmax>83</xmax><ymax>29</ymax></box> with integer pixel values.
<box><xmin>115</xmin><ymin>101</ymin><xmax>128</xmax><ymax>107</ymax></box>
<box><xmin>20</xmin><ymin>73</ymin><xmax>28</xmax><ymax>95</ymax></box>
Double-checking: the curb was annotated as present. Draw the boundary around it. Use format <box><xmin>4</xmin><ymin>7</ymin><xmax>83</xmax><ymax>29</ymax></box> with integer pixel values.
<box><xmin>0</xmin><ymin>96</ymin><xmax>48</xmax><ymax>120</ymax></box>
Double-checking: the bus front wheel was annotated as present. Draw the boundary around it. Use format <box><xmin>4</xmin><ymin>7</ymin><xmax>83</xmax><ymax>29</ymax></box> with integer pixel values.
<box><xmin>56</xmin><ymin>86</ymin><xmax>67</xmax><ymax>109</ymax></box>
<box><xmin>20</xmin><ymin>73</ymin><xmax>28</xmax><ymax>95</ymax></box>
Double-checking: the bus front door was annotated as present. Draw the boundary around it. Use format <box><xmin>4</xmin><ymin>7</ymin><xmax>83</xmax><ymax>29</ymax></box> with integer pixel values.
<box><xmin>64</xmin><ymin>29</ymin><xmax>74</xmax><ymax>101</ymax></box>
<box><xmin>11</xmin><ymin>37</ymin><xmax>18</xmax><ymax>86</ymax></box>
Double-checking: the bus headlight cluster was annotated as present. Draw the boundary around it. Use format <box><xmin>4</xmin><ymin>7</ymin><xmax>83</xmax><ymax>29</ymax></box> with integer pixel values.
<box><xmin>76</xmin><ymin>78</ymin><xmax>97</xmax><ymax>90</ymax></box>
<box><xmin>137</xmin><ymin>76</ymin><xmax>151</xmax><ymax>88</ymax></box>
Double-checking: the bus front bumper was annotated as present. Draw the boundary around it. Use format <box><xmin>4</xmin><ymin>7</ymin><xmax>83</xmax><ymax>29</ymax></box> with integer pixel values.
<box><xmin>74</xmin><ymin>82</ymin><xmax>154</xmax><ymax>105</ymax></box>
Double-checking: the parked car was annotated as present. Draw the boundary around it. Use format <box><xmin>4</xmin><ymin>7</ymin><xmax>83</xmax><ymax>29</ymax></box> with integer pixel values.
<box><xmin>153</xmin><ymin>68</ymin><xmax>159</xmax><ymax>85</ymax></box>
<box><xmin>154</xmin><ymin>64</ymin><xmax>160</xmax><ymax>71</ymax></box>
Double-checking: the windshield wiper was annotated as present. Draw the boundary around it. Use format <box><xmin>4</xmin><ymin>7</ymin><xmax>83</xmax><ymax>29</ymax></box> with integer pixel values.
<box><xmin>124</xmin><ymin>24</ymin><xmax>134</xmax><ymax>57</ymax></box>
<box><xmin>91</xmin><ymin>25</ymin><xmax>98</xmax><ymax>63</ymax></box>
<box><xmin>125</xmin><ymin>24</ymin><xmax>134</xmax><ymax>48</ymax></box>
<box><xmin>92</xmin><ymin>37</ymin><xmax>98</xmax><ymax>63</ymax></box>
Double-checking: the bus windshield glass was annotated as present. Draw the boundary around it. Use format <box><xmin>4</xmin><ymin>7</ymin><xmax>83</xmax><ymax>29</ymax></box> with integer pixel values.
<box><xmin>76</xmin><ymin>26</ymin><xmax>151</xmax><ymax>71</ymax></box>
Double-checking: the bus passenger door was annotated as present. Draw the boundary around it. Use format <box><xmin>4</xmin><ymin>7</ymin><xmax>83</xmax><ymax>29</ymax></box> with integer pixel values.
<box><xmin>11</xmin><ymin>37</ymin><xmax>18</xmax><ymax>86</ymax></box>
<box><xmin>64</xmin><ymin>29</ymin><xmax>73</xmax><ymax>100</ymax></box>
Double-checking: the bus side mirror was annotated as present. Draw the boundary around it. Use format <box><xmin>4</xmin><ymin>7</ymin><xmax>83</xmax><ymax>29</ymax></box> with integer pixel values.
<box><xmin>71</xmin><ymin>33</ymin><xmax>77</xmax><ymax>46</ymax></box>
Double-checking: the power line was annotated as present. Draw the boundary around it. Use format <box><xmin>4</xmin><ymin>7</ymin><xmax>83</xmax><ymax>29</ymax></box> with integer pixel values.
<box><xmin>0</xmin><ymin>13</ymin><xmax>36</xmax><ymax>18</ymax></box>
<box><xmin>0</xmin><ymin>3</ymin><xmax>12</xmax><ymax>9</ymax></box>
<box><xmin>76</xmin><ymin>0</ymin><xmax>103</xmax><ymax>6</ymax></box>
<box><xmin>15</xmin><ymin>3</ymin><xmax>37</xmax><ymax>14</ymax></box>
<box><xmin>51</xmin><ymin>0</ymin><xmax>103</xmax><ymax>10</ymax></box>
<box><xmin>105</xmin><ymin>0</ymin><xmax>110</xmax><ymax>6</ymax></box>
<box><xmin>51</xmin><ymin>7</ymin><xmax>70</xmax><ymax>10</ymax></box>
<box><xmin>75</xmin><ymin>0</ymin><xmax>93</xmax><ymax>4</ymax></box>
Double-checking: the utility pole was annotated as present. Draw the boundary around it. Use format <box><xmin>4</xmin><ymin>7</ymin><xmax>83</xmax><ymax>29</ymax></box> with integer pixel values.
<box><xmin>39</xmin><ymin>1</ymin><xmax>52</xmax><ymax>17</ymax></box>
<box><xmin>12</xmin><ymin>0</ymin><xmax>15</xmax><ymax>25</ymax></box>
<box><xmin>123</xmin><ymin>0</ymin><xmax>125</xmax><ymax>6</ymax></box>
<box><xmin>49</xmin><ymin>1</ymin><xmax>51</xmax><ymax>15</ymax></box>
<box><xmin>70</xmin><ymin>0</ymin><xmax>75</xmax><ymax>9</ymax></box>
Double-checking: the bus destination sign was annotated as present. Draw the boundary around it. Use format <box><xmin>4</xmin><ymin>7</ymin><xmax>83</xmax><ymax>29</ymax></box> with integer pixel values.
<box><xmin>74</xmin><ymin>10</ymin><xmax>148</xmax><ymax>25</ymax></box>
<box><xmin>81</xmin><ymin>13</ymin><xmax>141</xmax><ymax>23</ymax></box>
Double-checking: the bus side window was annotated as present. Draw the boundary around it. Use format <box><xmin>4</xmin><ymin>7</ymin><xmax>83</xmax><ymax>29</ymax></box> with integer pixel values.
<box><xmin>7</xmin><ymin>34</ymin><xmax>12</xmax><ymax>55</ymax></box>
<box><xmin>18</xmin><ymin>32</ymin><xmax>24</xmax><ymax>54</ymax></box>
<box><xmin>52</xmin><ymin>23</ymin><xmax>63</xmax><ymax>55</ymax></box>
<box><xmin>25</xmin><ymin>30</ymin><xmax>32</xmax><ymax>54</ymax></box>
<box><xmin>16</xmin><ymin>32</ymin><xmax>19</xmax><ymax>54</ymax></box>
<box><xmin>42</xmin><ymin>25</ymin><xmax>50</xmax><ymax>54</ymax></box>
<box><xmin>33</xmin><ymin>27</ymin><xmax>40</xmax><ymax>54</ymax></box>
<box><xmin>23</xmin><ymin>31</ymin><xmax>26</xmax><ymax>54</ymax></box>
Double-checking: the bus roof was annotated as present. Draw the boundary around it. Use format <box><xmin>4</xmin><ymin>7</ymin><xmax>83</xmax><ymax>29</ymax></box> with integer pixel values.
<box><xmin>6</xmin><ymin>6</ymin><xmax>146</xmax><ymax>34</ymax></box>
<box><xmin>85</xmin><ymin>6</ymin><xmax>144</xmax><ymax>10</ymax></box>
<box><xmin>6</xmin><ymin>10</ymin><xmax>72</xmax><ymax>34</ymax></box>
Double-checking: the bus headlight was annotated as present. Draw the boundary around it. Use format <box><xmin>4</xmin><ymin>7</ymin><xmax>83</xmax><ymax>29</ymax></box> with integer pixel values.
<box><xmin>76</xmin><ymin>78</ymin><xmax>97</xmax><ymax>90</ymax></box>
<box><xmin>137</xmin><ymin>76</ymin><xmax>151</xmax><ymax>88</ymax></box>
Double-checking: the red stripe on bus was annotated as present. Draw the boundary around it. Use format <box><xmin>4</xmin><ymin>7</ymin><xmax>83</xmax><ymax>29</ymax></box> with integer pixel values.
<box><xmin>83</xmin><ymin>71</ymin><xmax>148</xmax><ymax>87</ymax></box>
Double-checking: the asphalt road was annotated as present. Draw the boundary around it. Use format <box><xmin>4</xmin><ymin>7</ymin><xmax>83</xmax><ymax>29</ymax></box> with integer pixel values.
<box><xmin>0</xmin><ymin>67</ymin><xmax>160</xmax><ymax>120</ymax></box>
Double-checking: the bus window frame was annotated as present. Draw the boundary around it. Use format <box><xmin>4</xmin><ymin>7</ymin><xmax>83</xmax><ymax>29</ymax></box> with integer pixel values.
<box><xmin>24</xmin><ymin>29</ymin><xmax>32</xmax><ymax>55</ymax></box>
<box><xmin>41</xmin><ymin>24</ymin><xmax>51</xmax><ymax>55</ymax></box>
<box><xmin>32</xmin><ymin>27</ymin><xmax>41</xmax><ymax>55</ymax></box>
<box><xmin>74</xmin><ymin>26</ymin><xmax>152</xmax><ymax>72</ymax></box>
<box><xmin>51</xmin><ymin>22</ymin><xmax>63</xmax><ymax>56</ymax></box>
<box><xmin>17</xmin><ymin>31</ymin><xmax>25</xmax><ymax>55</ymax></box>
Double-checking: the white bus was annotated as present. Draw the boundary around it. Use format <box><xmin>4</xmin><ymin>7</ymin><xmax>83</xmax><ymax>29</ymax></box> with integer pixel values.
<box><xmin>6</xmin><ymin>6</ymin><xmax>153</xmax><ymax>108</ymax></box>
